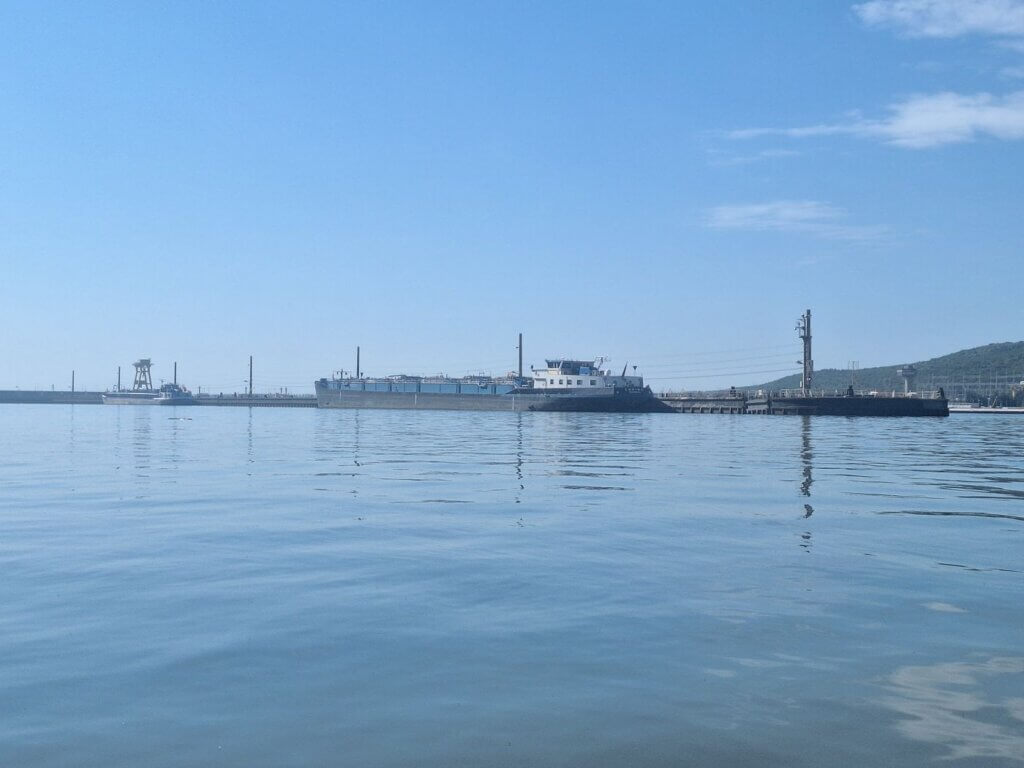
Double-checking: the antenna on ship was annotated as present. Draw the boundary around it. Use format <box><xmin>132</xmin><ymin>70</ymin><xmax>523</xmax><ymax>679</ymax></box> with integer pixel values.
<box><xmin>356</xmin><ymin>346</ymin><xmax>361</xmax><ymax>379</ymax></box>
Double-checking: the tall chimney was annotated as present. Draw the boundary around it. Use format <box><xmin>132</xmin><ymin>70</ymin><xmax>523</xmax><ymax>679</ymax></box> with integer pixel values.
<box><xmin>518</xmin><ymin>333</ymin><xmax>523</xmax><ymax>378</ymax></box>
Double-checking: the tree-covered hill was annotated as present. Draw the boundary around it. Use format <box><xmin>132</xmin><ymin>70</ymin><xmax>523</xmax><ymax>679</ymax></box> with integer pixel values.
<box><xmin>747</xmin><ymin>341</ymin><xmax>1024</xmax><ymax>393</ymax></box>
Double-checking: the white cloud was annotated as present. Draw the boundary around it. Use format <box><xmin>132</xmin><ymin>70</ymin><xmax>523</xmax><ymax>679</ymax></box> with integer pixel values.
<box><xmin>882</xmin><ymin>90</ymin><xmax>1024</xmax><ymax>144</ymax></box>
<box><xmin>854</xmin><ymin>0</ymin><xmax>1024</xmax><ymax>39</ymax></box>
<box><xmin>729</xmin><ymin>90</ymin><xmax>1024</xmax><ymax>147</ymax></box>
<box><xmin>706</xmin><ymin>200</ymin><xmax>883</xmax><ymax>240</ymax></box>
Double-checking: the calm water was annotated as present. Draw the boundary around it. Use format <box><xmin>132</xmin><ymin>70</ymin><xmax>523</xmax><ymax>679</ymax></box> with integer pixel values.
<box><xmin>2</xmin><ymin>405</ymin><xmax>1022</xmax><ymax>767</ymax></box>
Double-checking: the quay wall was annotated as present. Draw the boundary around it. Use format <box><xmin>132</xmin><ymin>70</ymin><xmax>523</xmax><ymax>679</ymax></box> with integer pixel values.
<box><xmin>195</xmin><ymin>395</ymin><xmax>317</xmax><ymax>408</ymax></box>
<box><xmin>659</xmin><ymin>396</ymin><xmax>746</xmax><ymax>414</ymax></box>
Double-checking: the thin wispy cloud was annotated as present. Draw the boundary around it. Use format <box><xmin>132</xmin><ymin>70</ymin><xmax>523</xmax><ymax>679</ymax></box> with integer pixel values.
<box><xmin>706</xmin><ymin>200</ymin><xmax>884</xmax><ymax>241</ymax></box>
<box><xmin>706</xmin><ymin>148</ymin><xmax>801</xmax><ymax>167</ymax></box>
<box><xmin>854</xmin><ymin>0</ymin><xmax>1024</xmax><ymax>39</ymax></box>
<box><xmin>730</xmin><ymin>90</ymin><xmax>1024</xmax><ymax>147</ymax></box>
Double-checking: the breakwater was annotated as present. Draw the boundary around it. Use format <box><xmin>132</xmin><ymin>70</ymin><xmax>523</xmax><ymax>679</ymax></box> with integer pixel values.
<box><xmin>0</xmin><ymin>390</ymin><xmax>103</xmax><ymax>405</ymax></box>
<box><xmin>0</xmin><ymin>390</ymin><xmax>316</xmax><ymax>408</ymax></box>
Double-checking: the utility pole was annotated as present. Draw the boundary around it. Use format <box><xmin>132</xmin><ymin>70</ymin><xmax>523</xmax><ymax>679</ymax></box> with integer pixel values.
<box><xmin>796</xmin><ymin>309</ymin><xmax>813</xmax><ymax>395</ymax></box>
<box><xmin>117</xmin><ymin>366</ymin><xmax>121</xmax><ymax>392</ymax></box>
<box><xmin>248</xmin><ymin>356</ymin><xmax>253</xmax><ymax>397</ymax></box>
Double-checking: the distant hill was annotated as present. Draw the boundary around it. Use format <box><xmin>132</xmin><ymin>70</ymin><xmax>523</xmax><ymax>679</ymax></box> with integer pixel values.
<box><xmin>747</xmin><ymin>341</ymin><xmax>1024</xmax><ymax>394</ymax></box>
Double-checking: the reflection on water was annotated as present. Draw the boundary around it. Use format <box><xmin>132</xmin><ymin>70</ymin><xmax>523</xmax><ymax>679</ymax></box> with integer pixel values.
<box><xmin>132</xmin><ymin>407</ymin><xmax>152</xmax><ymax>483</ymax></box>
<box><xmin>882</xmin><ymin>656</ymin><xmax>1024</xmax><ymax>762</ymax></box>
<box><xmin>800</xmin><ymin>415</ymin><xmax>813</xmax><ymax>500</ymax></box>
<box><xmin>1</xmin><ymin>407</ymin><xmax>1023</xmax><ymax>767</ymax></box>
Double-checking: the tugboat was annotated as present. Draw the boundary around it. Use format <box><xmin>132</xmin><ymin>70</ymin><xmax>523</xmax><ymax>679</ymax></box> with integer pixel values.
<box><xmin>102</xmin><ymin>359</ymin><xmax>196</xmax><ymax>406</ymax></box>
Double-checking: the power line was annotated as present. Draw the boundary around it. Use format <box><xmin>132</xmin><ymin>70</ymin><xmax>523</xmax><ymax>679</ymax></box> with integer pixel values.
<box><xmin>646</xmin><ymin>366</ymin><xmax>799</xmax><ymax>381</ymax></box>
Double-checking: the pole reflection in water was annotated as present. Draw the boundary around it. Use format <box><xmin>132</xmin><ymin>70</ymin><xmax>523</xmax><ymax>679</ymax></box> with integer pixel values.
<box><xmin>515</xmin><ymin>412</ymin><xmax>524</xmax><ymax>505</ymax></box>
<box><xmin>800</xmin><ymin>415</ymin><xmax>813</xmax><ymax>552</ymax></box>
<box><xmin>800</xmin><ymin>415</ymin><xmax>813</xmax><ymax>503</ymax></box>
<box><xmin>246</xmin><ymin>408</ymin><xmax>254</xmax><ymax>469</ymax></box>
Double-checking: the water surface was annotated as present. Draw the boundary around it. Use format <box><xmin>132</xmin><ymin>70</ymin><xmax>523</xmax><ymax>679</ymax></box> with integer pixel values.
<box><xmin>2</xmin><ymin>405</ymin><xmax>1022</xmax><ymax>766</ymax></box>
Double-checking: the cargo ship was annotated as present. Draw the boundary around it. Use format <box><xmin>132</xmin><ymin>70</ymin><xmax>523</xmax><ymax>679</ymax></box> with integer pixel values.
<box><xmin>102</xmin><ymin>382</ymin><xmax>196</xmax><ymax>406</ymax></box>
<box><xmin>315</xmin><ymin>357</ymin><xmax>673</xmax><ymax>413</ymax></box>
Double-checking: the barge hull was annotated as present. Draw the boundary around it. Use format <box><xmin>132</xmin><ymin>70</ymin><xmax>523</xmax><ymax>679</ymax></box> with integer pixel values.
<box><xmin>746</xmin><ymin>395</ymin><xmax>949</xmax><ymax>417</ymax></box>
<box><xmin>315</xmin><ymin>386</ymin><xmax>673</xmax><ymax>413</ymax></box>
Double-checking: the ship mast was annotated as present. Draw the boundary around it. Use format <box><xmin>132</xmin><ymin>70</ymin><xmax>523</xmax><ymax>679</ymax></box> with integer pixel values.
<box><xmin>796</xmin><ymin>310</ymin><xmax>813</xmax><ymax>395</ymax></box>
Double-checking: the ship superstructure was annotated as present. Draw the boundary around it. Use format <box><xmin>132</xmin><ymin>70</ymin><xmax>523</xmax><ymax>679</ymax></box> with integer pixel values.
<box><xmin>530</xmin><ymin>358</ymin><xmax>644</xmax><ymax>391</ymax></box>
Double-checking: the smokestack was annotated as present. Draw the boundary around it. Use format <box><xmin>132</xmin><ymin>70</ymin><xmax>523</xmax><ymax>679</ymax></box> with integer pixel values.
<box><xmin>518</xmin><ymin>333</ymin><xmax>523</xmax><ymax>379</ymax></box>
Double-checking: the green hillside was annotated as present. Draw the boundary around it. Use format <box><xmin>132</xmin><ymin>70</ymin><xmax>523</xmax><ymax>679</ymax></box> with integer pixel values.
<box><xmin>749</xmin><ymin>341</ymin><xmax>1024</xmax><ymax>395</ymax></box>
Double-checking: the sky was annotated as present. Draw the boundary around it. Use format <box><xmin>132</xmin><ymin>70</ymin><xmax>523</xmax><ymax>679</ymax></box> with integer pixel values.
<box><xmin>2</xmin><ymin>0</ymin><xmax>1023</xmax><ymax>392</ymax></box>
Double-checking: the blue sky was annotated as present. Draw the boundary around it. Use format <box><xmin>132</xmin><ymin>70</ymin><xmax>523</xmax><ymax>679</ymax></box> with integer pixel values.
<box><xmin>2</xmin><ymin>0</ymin><xmax>1022</xmax><ymax>392</ymax></box>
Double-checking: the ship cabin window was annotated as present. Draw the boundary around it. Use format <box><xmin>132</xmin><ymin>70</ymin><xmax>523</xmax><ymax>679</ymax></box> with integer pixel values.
<box><xmin>590</xmin><ymin>379</ymin><xmax>597</xmax><ymax>386</ymax></box>
<box><xmin>576</xmin><ymin>379</ymin><xmax>582</xmax><ymax>386</ymax></box>
<box><xmin>558</xmin><ymin>379</ymin><xmax>563</xmax><ymax>385</ymax></box>
<box><xmin>549</xmin><ymin>379</ymin><xmax>554</xmax><ymax>384</ymax></box>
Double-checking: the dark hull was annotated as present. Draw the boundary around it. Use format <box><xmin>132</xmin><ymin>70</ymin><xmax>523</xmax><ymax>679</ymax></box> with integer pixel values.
<box><xmin>101</xmin><ymin>394</ymin><xmax>197</xmax><ymax>406</ymax></box>
<box><xmin>747</xmin><ymin>395</ymin><xmax>949</xmax><ymax>417</ymax></box>
<box><xmin>315</xmin><ymin>383</ymin><xmax>673</xmax><ymax>413</ymax></box>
